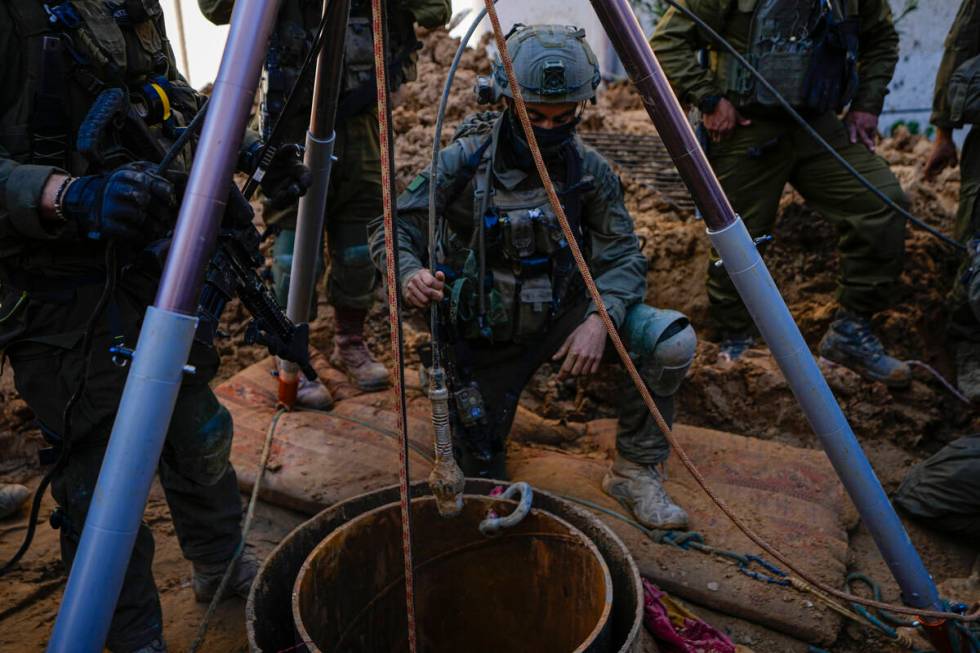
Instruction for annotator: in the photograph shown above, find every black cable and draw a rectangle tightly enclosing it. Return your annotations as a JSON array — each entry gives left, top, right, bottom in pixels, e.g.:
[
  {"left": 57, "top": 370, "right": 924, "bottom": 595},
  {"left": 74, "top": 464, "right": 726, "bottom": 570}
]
[
  {"left": 658, "top": 0, "right": 967, "bottom": 254},
  {"left": 1, "top": 242, "right": 119, "bottom": 576},
  {"left": 156, "top": 97, "right": 210, "bottom": 175}
]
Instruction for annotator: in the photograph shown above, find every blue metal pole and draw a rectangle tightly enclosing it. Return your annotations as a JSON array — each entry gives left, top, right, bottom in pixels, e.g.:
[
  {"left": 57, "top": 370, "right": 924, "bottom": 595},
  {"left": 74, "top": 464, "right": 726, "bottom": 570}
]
[
  {"left": 708, "top": 218, "right": 941, "bottom": 611},
  {"left": 588, "top": 0, "right": 947, "bottom": 629},
  {"left": 47, "top": 1, "right": 282, "bottom": 650}
]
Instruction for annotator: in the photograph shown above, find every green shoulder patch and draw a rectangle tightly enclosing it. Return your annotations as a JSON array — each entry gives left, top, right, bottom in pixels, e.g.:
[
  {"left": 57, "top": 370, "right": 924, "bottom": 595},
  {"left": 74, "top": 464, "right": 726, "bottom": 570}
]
[{"left": 406, "top": 174, "right": 427, "bottom": 193}]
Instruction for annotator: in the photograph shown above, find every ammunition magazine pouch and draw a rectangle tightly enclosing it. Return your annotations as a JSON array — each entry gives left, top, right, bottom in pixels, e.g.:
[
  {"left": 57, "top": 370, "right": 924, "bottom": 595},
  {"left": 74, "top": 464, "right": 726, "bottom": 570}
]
[
  {"left": 722, "top": 0, "right": 859, "bottom": 114},
  {"left": 441, "top": 123, "right": 586, "bottom": 344},
  {"left": 948, "top": 54, "right": 980, "bottom": 127}
]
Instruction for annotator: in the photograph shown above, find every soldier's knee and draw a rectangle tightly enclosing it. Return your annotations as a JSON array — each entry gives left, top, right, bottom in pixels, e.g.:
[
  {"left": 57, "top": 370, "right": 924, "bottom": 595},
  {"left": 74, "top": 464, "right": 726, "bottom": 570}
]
[
  {"left": 329, "top": 244, "right": 379, "bottom": 302},
  {"left": 335, "top": 244, "right": 373, "bottom": 268},
  {"left": 650, "top": 321, "right": 696, "bottom": 396},
  {"left": 624, "top": 305, "right": 697, "bottom": 396},
  {"left": 162, "top": 401, "right": 234, "bottom": 488}
]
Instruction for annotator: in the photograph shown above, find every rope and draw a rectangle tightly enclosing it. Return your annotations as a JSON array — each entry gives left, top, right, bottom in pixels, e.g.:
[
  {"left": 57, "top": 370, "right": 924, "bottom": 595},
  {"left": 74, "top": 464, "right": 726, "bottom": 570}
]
[
  {"left": 482, "top": 0, "right": 978, "bottom": 625},
  {"left": 188, "top": 407, "right": 286, "bottom": 653},
  {"left": 370, "top": 0, "right": 418, "bottom": 650},
  {"left": 558, "top": 494, "right": 926, "bottom": 643},
  {"left": 907, "top": 360, "right": 971, "bottom": 404},
  {"left": 560, "top": 494, "right": 941, "bottom": 649},
  {"left": 298, "top": 406, "right": 436, "bottom": 462}
]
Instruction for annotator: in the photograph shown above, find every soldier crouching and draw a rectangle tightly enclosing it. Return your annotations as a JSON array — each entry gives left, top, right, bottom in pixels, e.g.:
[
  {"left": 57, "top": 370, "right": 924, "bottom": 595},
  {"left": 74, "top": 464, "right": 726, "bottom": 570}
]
[{"left": 370, "top": 24, "right": 696, "bottom": 531}]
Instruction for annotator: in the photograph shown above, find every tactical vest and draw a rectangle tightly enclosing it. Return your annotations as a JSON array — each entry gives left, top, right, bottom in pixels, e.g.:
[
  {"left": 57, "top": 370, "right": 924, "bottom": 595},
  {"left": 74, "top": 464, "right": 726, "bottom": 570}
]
[
  {"left": 443, "top": 118, "right": 586, "bottom": 343},
  {"left": 0, "top": 0, "right": 198, "bottom": 176},
  {"left": 721, "top": 0, "right": 859, "bottom": 114}
]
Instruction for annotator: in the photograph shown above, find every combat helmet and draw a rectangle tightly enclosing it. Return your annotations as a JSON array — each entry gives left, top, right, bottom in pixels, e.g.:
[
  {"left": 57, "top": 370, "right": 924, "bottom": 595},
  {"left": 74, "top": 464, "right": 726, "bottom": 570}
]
[{"left": 492, "top": 24, "right": 601, "bottom": 104}]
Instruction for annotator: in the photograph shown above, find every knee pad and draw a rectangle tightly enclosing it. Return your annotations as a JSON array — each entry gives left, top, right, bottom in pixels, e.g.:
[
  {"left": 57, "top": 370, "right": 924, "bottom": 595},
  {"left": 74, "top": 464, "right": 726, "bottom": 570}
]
[
  {"left": 623, "top": 304, "right": 697, "bottom": 396},
  {"left": 161, "top": 402, "right": 234, "bottom": 488},
  {"left": 328, "top": 244, "right": 379, "bottom": 306},
  {"left": 272, "top": 229, "right": 296, "bottom": 276},
  {"left": 650, "top": 322, "right": 697, "bottom": 396},
  {"left": 335, "top": 244, "right": 373, "bottom": 267}
]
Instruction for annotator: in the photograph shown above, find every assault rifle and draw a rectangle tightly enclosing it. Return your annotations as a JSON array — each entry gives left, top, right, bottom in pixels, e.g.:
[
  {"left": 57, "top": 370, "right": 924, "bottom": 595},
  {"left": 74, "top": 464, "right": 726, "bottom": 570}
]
[
  {"left": 78, "top": 87, "right": 316, "bottom": 380},
  {"left": 195, "top": 187, "right": 317, "bottom": 381}
]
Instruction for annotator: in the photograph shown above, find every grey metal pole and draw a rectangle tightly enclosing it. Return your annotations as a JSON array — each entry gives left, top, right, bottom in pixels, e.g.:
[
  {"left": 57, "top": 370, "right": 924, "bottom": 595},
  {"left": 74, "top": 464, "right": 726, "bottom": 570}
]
[
  {"left": 172, "top": 0, "right": 192, "bottom": 82},
  {"left": 47, "top": 1, "right": 282, "bottom": 650},
  {"left": 588, "top": 0, "right": 945, "bottom": 620},
  {"left": 279, "top": 0, "right": 351, "bottom": 406}
]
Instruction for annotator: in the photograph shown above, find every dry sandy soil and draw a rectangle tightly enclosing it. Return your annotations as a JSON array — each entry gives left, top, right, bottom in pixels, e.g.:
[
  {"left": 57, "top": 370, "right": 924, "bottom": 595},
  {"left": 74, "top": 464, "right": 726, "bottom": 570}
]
[{"left": 1, "top": 25, "right": 978, "bottom": 653}]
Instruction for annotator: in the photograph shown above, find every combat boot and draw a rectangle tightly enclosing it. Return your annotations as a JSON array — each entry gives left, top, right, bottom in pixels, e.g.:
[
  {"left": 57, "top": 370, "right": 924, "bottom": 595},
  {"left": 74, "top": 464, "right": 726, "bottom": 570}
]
[
  {"left": 0, "top": 484, "right": 30, "bottom": 520},
  {"left": 818, "top": 309, "right": 910, "bottom": 388},
  {"left": 718, "top": 332, "right": 754, "bottom": 364},
  {"left": 296, "top": 375, "right": 334, "bottom": 410},
  {"left": 330, "top": 307, "right": 390, "bottom": 391},
  {"left": 192, "top": 547, "right": 259, "bottom": 603},
  {"left": 954, "top": 341, "right": 980, "bottom": 402},
  {"left": 602, "top": 455, "right": 689, "bottom": 530}
]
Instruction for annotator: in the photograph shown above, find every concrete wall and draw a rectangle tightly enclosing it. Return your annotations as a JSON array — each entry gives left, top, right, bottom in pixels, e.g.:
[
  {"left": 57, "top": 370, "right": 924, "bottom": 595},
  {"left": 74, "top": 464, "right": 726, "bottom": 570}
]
[{"left": 885, "top": 0, "right": 960, "bottom": 134}]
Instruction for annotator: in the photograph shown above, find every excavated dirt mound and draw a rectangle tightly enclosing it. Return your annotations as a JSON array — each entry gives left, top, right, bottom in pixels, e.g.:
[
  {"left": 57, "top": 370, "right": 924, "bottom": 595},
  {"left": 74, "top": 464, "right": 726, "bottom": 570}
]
[{"left": 2, "top": 25, "right": 978, "bottom": 653}]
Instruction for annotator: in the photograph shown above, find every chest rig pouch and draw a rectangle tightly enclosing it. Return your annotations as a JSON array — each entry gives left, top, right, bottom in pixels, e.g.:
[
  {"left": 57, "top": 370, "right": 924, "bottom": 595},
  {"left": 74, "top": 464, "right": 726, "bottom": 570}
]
[
  {"left": 731, "top": 0, "right": 858, "bottom": 113},
  {"left": 4, "top": 0, "right": 194, "bottom": 174},
  {"left": 463, "top": 155, "right": 578, "bottom": 343},
  {"left": 343, "top": 15, "right": 376, "bottom": 95},
  {"left": 948, "top": 55, "right": 980, "bottom": 127}
]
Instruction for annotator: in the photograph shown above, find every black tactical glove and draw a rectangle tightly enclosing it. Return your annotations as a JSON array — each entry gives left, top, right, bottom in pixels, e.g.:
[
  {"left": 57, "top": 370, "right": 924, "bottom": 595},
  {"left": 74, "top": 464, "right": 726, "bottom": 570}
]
[
  {"left": 61, "top": 161, "right": 175, "bottom": 242},
  {"left": 240, "top": 141, "right": 312, "bottom": 210}
]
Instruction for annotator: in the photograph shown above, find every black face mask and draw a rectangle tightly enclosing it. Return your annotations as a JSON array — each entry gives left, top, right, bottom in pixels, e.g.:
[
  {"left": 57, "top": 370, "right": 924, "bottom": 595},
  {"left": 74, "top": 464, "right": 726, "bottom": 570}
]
[
  {"left": 531, "top": 119, "right": 579, "bottom": 149},
  {"left": 505, "top": 109, "right": 579, "bottom": 169}
]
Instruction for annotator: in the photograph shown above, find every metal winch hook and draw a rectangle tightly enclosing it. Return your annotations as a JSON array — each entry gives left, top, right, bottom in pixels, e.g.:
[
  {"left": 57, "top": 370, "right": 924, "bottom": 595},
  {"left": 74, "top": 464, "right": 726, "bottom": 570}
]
[{"left": 479, "top": 482, "right": 534, "bottom": 536}]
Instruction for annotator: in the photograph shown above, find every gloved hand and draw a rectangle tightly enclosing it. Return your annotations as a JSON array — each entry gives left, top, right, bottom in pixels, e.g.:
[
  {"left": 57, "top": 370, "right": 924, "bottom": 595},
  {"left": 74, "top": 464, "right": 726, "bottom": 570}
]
[
  {"left": 241, "top": 141, "right": 312, "bottom": 210},
  {"left": 61, "top": 161, "right": 175, "bottom": 242}
]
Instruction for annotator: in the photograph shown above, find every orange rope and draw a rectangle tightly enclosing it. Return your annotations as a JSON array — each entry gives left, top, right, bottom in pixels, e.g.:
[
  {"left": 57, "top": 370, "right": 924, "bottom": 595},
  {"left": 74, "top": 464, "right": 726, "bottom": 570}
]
[
  {"left": 371, "top": 0, "right": 418, "bottom": 650},
  {"left": 482, "top": 0, "right": 978, "bottom": 625}
]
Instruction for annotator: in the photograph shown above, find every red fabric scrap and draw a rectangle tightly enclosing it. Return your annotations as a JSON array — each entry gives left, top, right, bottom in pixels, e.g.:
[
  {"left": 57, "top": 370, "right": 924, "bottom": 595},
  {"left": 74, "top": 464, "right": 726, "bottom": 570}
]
[{"left": 643, "top": 578, "right": 736, "bottom": 653}]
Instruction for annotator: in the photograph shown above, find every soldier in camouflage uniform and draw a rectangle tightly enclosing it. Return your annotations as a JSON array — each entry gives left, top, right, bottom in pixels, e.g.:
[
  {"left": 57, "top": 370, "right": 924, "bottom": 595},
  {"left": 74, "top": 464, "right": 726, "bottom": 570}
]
[
  {"left": 924, "top": 0, "right": 980, "bottom": 400},
  {"left": 200, "top": 0, "right": 451, "bottom": 408},
  {"left": 652, "top": 0, "right": 911, "bottom": 388},
  {"left": 0, "top": 2, "right": 308, "bottom": 650},
  {"left": 370, "top": 25, "right": 697, "bottom": 530}
]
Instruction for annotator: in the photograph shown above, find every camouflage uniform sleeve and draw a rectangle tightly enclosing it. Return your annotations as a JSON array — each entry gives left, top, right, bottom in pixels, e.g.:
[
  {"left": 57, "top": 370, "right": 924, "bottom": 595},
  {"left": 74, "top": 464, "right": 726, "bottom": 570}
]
[
  {"left": 649, "top": 0, "right": 731, "bottom": 107},
  {"left": 368, "top": 139, "right": 473, "bottom": 291},
  {"left": 198, "top": 0, "right": 233, "bottom": 25},
  {"left": 0, "top": 16, "right": 70, "bottom": 242},
  {"left": 931, "top": 0, "right": 980, "bottom": 129},
  {"left": 0, "top": 150, "right": 67, "bottom": 241},
  {"left": 850, "top": 0, "right": 900, "bottom": 115},
  {"left": 399, "top": 0, "right": 452, "bottom": 28},
  {"left": 581, "top": 151, "right": 647, "bottom": 329}
]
